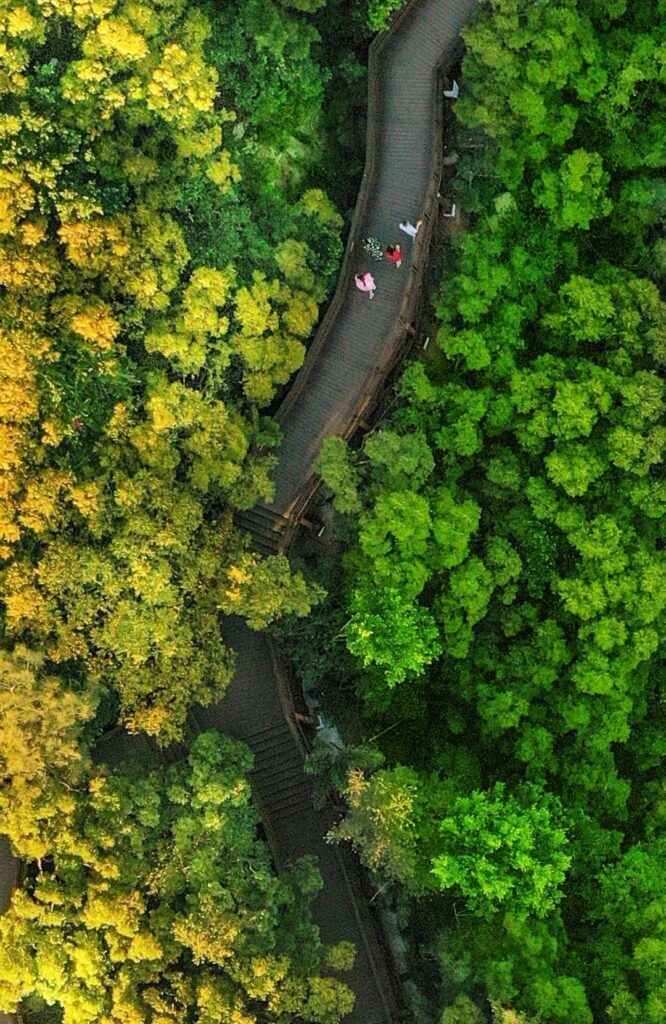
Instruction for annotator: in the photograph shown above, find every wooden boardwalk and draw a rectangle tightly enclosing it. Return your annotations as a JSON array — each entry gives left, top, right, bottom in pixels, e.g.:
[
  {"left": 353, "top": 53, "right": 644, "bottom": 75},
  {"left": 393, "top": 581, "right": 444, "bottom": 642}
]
[
  {"left": 0, "top": 2, "right": 478, "bottom": 1022},
  {"left": 269, "top": 0, "right": 479, "bottom": 521},
  {"left": 212, "top": 3, "right": 479, "bottom": 1021}
]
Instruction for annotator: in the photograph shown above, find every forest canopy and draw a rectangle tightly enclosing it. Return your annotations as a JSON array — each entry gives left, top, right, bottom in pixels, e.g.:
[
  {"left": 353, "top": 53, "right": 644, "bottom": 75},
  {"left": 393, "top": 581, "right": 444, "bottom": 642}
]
[
  {"left": 0, "top": 1, "right": 383, "bottom": 1020},
  {"left": 0, "top": 728, "right": 355, "bottom": 1024},
  {"left": 310, "top": 0, "right": 666, "bottom": 1022},
  {"left": 0, "top": 0, "right": 360, "bottom": 741}
]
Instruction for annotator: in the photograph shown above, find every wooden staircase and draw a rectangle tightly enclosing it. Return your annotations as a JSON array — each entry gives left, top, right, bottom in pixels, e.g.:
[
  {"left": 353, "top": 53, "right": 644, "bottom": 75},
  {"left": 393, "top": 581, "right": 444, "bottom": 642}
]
[
  {"left": 235, "top": 505, "right": 292, "bottom": 555},
  {"left": 245, "top": 723, "right": 314, "bottom": 823}
]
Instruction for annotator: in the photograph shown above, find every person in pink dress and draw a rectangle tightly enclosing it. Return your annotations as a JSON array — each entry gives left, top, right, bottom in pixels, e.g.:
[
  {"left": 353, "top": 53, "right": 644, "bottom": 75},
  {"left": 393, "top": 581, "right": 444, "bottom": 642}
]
[{"left": 355, "top": 271, "right": 376, "bottom": 299}]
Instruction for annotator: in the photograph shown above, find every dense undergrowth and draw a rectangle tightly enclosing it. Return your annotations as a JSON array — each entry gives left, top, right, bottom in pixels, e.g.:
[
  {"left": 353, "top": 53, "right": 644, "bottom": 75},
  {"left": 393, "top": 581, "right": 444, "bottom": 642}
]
[{"left": 299, "top": 1, "right": 666, "bottom": 1022}]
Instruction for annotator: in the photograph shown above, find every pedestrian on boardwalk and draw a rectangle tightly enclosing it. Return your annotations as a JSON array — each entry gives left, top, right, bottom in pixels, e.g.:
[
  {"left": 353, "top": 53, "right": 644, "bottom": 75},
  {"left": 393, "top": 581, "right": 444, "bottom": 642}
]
[
  {"left": 399, "top": 218, "right": 423, "bottom": 239},
  {"left": 385, "top": 243, "right": 403, "bottom": 268},
  {"left": 363, "top": 236, "right": 384, "bottom": 261},
  {"left": 355, "top": 272, "right": 376, "bottom": 299}
]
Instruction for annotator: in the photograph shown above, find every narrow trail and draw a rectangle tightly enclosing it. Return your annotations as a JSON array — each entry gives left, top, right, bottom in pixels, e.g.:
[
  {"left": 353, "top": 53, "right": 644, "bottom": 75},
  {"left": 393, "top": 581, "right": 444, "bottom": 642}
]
[{"left": 0, "top": 2, "right": 478, "bottom": 1021}]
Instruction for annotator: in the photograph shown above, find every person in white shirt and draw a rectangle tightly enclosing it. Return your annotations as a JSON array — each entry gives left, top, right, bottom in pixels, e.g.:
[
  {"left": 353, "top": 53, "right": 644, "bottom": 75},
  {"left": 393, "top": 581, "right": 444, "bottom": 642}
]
[{"left": 399, "top": 218, "right": 423, "bottom": 238}]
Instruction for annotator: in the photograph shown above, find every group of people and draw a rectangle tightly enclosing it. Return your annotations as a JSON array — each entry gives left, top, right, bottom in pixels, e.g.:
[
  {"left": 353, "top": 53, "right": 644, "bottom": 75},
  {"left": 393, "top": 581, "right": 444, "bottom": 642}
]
[{"left": 354, "top": 219, "right": 423, "bottom": 299}]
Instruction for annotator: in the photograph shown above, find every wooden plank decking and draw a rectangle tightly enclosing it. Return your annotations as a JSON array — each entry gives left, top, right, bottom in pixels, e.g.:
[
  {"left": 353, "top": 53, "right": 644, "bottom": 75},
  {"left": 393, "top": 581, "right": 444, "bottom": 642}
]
[
  {"left": 270, "top": 0, "right": 479, "bottom": 520},
  {"left": 0, "top": 3, "right": 479, "bottom": 1022}
]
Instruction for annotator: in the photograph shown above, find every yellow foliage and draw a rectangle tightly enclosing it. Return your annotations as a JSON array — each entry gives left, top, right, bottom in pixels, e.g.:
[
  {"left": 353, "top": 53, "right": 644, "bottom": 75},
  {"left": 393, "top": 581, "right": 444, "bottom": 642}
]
[
  {"left": 274, "top": 238, "right": 315, "bottom": 290},
  {"left": 234, "top": 273, "right": 279, "bottom": 336},
  {"left": 104, "top": 401, "right": 132, "bottom": 442},
  {"left": 146, "top": 378, "right": 192, "bottom": 432},
  {"left": 179, "top": 6, "right": 212, "bottom": 51},
  {"left": 206, "top": 151, "right": 241, "bottom": 192},
  {"left": 2, "top": 565, "right": 52, "bottom": 634},
  {"left": 0, "top": 112, "right": 22, "bottom": 139},
  {"left": 0, "top": 370, "right": 38, "bottom": 421},
  {"left": 85, "top": 17, "right": 149, "bottom": 63},
  {"left": 175, "top": 123, "right": 222, "bottom": 159},
  {"left": 52, "top": 186, "right": 105, "bottom": 223},
  {"left": 299, "top": 188, "right": 344, "bottom": 228},
  {"left": 282, "top": 291, "right": 319, "bottom": 338},
  {"left": 0, "top": 39, "right": 29, "bottom": 95},
  {"left": 0, "top": 423, "right": 24, "bottom": 470},
  {"left": 183, "top": 265, "right": 234, "bottom": 334},
  {"left": 0, "top": 241, "right": 59, "bottom": 292},
  {"left": 235, "top": 332, "right": 305, "bottom": 405},
  {"left": 123, "top": 151, "right": 158, "bottom": 183},
  {"left": 18, "top": 470, "right": 71, "bottom": 534},
  {"left": 145, "top": 324, "right": 206, "bottom": 372},
  {"left": 123, "top": 207, "right": 190, "bottom": 308},
  {"left": 147, "top": 43, "right": 217, "bottom": 129},
  {"left": 41, "top": 418, "right": 66, "bottom": 447},
  {"left": 58, "top": 217, "right": 132, "bottom": 273},
  {"left": 0, "top": 167, "right": 35, "bottom": 234},
  {"left": 53, "top": 294, "right": 121, "bottom": 349},
  {"left": 70, "top": 304, "right": 120, "bottom": 349},
  {"left": 70, "top": 481, "right": 101, "bottom": 520},
  {"left": 5, "top": 7, "right": 40, "bottom": 38},
  {"left": 20, "top": 217, "right": 47, "bottom": 246},
  {"left": 34, "top": 0, "right": 117, "bottom": 30},
  {"left": 127, "top": 929, "right": 164, "bottom": 962}
]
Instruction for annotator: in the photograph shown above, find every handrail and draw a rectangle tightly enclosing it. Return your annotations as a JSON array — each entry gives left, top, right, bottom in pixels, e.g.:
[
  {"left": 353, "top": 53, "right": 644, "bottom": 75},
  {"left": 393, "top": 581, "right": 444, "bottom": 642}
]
[{"left": 266, "top": 637, "right": 411, "bottom": 1018}]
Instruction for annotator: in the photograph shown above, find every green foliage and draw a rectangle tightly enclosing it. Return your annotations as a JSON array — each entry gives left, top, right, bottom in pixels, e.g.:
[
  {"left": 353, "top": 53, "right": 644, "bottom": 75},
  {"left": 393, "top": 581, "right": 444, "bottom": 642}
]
[
  {"left": 0, "top": 732, "right": 354, "bottom": 1024},
  {"left": 365, "top": 0, "right": 407, "bottom": 32},
  {"left": 432, "top": 784, "right": 570, "bottom": 919},
  {"left": 318, "top": 0, "right": 666, "bottom": 1021},
  {"left": 305, "top": 737, "right": 384, "bottom": 809},
  {"left": 533, "top": 149, "right": 612, "bottom": 229},
  {"left": 220, "top": 553, "right": 325, "bottom": 629},
  {"left": 317, "top": 437, "right": 362, "bottom": 514},
  {"left": 328, "top": 765, "right": 423, "bottom": 887},
  {"left": 441, "top": 995, "right": 485, "bottom": 1024},
  {"left": 346, "top": 584, "right": 442, "bottom": 686}
]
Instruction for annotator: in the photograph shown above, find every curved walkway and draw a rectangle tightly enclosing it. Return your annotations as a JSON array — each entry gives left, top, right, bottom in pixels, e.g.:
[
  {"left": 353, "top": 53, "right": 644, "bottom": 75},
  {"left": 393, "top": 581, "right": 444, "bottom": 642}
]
[
  {"left": 0, "top": 2, "right": 478, "bottom": 1022},
  {"left": 207, "top": 2, "right": 479, "bottom": 1021},
  {"left": 271, "top": 0, "right": 478, "bottom": 520}
]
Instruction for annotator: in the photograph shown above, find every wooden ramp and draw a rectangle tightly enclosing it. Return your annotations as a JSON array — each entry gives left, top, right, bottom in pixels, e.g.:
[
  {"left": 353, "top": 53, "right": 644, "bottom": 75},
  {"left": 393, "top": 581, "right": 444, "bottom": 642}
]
[{"left": 271, "top": 0, "right": 479, "bottom": 521}]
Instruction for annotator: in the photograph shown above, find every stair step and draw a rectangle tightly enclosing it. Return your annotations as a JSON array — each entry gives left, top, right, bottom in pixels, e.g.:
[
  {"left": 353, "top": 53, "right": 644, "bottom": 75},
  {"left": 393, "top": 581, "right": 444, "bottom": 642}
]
[
  {"left": 253, "top": 762, "right": 306, "bottom": 792},
  {"left": 241, "top": 722, "right": 287, "bottom": 743},
  {"left": 270, "top": 792, "right": 314, "bottom": 818},
  {"left": 253, "top": 768, "right": 311, "bottom": 803},
  {"left": 246, "top": 732, "right": 296, "bottom": 757},
  {"left": 251, "top": 754, "right": 303, "bottom": 782},
  {"left": 278, "top": 797, "right": 317, "bottom": 820}
]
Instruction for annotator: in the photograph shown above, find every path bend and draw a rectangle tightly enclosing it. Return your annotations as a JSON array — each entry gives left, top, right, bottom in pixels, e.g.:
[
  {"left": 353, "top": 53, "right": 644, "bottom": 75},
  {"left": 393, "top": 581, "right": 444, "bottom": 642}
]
[{"left": 0, "top": 2, "right": 478, "bottom": 1022}]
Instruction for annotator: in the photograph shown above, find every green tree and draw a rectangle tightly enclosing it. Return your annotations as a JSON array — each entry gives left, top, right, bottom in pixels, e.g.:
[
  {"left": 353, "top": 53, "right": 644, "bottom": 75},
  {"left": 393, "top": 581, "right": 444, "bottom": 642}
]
[
  {"left": 432, "top": 784, "right": 571, "bottom": 919},
  {"left": 0, "top": 732, "right": 354, "bottom": 1024}
]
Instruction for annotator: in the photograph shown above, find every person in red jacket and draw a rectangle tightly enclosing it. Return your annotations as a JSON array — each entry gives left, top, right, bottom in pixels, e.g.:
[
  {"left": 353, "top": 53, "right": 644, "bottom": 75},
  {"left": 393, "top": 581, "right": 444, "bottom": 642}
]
[{"left": 385, "top": 243, "right": 403, "bottom": 268}]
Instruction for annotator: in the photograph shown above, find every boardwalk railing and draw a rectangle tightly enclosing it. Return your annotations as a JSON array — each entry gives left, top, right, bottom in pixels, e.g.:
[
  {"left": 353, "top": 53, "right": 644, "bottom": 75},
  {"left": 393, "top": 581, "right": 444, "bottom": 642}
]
[
  {"left": 267, "top": 640, "right": 411, "bottom": 1019},
  {"left": 274, "top": 1, "right": 419, "bottom": 434}
]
